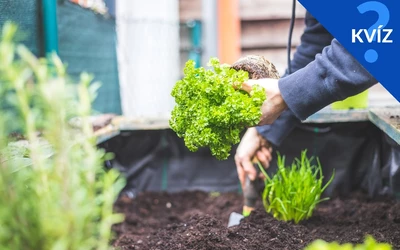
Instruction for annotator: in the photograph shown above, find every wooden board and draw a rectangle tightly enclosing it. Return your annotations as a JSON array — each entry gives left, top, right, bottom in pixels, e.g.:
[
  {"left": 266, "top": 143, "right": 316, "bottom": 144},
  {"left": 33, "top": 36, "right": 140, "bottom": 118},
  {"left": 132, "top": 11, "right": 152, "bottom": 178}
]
[
  {"left": 241, "top": 18, "right": 305, "bottom": 49},
  {"left": 368, "top": 107, "right": 400, "bottom": 145},
  {"left": 179, "top": 0, "right": 202, "bottom": 21},
  {"left": 96, "top": 129, "right": 120, "bottom": 144},
  {"left": 179, "top": 0, "right": 307, "bottom": 21},
  {"left": 92, "top": 114, "right": 121, "bottom": 144},
  {"left": 304, "top": 107, "right": 370, "bottom": 123},
  {"left": 240, "top": 0, "right": 306, "bottom": 20},
  {"left": 94, "top": 106, "right": 400, "bottom": 146},
  {"left": 95, "top": 117, "right": 170, "bottom": 144},
  {"left": 112, "top": 117, "right": 170, "bottom": 131}
]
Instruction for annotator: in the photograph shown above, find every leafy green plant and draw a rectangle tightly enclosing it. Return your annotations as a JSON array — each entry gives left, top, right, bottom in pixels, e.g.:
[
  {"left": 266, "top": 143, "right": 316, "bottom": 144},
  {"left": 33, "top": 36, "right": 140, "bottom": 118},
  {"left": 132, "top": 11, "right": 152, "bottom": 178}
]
[
  {"left": 304, "top": 235, "right": 392, "bottom": 250},
  {"left": 0, "top": 22, "right": 124, "bottom": 250},
  {"left": 258, "top": 150, "right": 334, "bottom": 224},
  {"left": 169, "top": 58, "right": 266, "bottom": 160}
]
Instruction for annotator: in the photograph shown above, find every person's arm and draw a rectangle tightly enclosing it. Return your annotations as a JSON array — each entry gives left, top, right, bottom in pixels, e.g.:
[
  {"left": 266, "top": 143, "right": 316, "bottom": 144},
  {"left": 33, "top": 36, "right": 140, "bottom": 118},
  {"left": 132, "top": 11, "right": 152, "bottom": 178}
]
[
  {"left": 235, "top": 12, "right": 335, "bottom": 183},
  {"left": 255, "top": 109, "right": 298, "bottom": 146},
  {"left": 279, "top": 38, "right": 377, "bottom": 121},
  {"left": 245, "top": 39, "right": 378, "bottom": 125},
  {"left": 256, "top": 11, "right": 334, "bottom": 146}
]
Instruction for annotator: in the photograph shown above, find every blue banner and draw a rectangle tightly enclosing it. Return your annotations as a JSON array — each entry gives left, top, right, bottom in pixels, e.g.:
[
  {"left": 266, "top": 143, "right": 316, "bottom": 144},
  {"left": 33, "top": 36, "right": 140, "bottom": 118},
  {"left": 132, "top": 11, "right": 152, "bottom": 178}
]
[{"left": 298, "top": 0, "right": 400, "bottom": 101}]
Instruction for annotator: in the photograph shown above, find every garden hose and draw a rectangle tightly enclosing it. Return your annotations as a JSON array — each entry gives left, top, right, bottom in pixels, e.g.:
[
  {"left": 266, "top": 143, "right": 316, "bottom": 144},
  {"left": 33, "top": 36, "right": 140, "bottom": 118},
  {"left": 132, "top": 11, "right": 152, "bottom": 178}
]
[{"left": 287, "top": 0, "right": 296, "bottom": 74}]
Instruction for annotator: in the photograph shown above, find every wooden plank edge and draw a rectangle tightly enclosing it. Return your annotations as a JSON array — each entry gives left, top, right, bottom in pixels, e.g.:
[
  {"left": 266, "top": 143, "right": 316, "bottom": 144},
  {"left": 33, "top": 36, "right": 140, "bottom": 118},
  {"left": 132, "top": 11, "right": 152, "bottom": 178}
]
[
  {"left": 96, "top": 130, "right": 120, "bottom": 145},
  {"left": 95, "top": 124, "right": 121, "bottom": 145},
  {"left": 304, "top": 109, "right": 369, "bottom": 123},
  {"left": 94, "top": 116, "right": 171, "bottom": 144},
  {"left": 368, "top": 109, "right": 400, "bottom": 145}
]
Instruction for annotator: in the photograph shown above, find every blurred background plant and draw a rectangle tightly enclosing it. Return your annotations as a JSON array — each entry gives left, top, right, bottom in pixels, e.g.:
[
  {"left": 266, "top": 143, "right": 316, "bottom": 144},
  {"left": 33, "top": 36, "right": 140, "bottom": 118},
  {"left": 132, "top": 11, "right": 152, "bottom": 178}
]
[
  {"left": 304, "top": 235, "right": 392, "bottom": 250},
  {"left": 0, "top": 22, "right": 124, "bottom": 250}
]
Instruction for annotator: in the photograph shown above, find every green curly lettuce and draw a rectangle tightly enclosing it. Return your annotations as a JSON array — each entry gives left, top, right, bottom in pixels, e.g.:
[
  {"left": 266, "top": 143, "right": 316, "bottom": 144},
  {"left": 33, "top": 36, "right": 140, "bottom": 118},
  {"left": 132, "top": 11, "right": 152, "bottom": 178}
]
[{"left": 169, "top": 57, "right": 266, "bottom": 160}]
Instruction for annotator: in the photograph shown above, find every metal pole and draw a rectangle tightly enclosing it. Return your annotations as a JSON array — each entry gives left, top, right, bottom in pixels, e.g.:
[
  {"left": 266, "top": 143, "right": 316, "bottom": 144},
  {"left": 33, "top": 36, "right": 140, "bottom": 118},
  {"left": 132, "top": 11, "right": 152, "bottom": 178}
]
[
  {"left": 201, "top": 0, "right": 218, "bottom": 66},
  {"left": 42, "top": 0, "right": 58, "bottom": 55},
  {"left": 188, "top": 20, "right": 202, "bottom": 68}
]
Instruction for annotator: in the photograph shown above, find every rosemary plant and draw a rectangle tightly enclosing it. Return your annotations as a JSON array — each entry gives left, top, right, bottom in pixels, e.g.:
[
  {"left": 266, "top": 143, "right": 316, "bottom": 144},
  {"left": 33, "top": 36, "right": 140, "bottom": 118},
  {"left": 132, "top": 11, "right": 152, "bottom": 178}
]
[{"left": 0, "top": 23, "right": 124, "bottom": 250}]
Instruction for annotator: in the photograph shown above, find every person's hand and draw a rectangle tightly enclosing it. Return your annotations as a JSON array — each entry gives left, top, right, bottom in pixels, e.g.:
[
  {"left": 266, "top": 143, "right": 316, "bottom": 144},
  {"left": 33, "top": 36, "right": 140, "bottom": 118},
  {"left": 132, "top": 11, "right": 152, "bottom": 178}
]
[
  {"left": 241, "top": 78, "right": 288, "bottom": 125},
  {"left": 234, "top": 127, "right": 272, "bottom": 191}
]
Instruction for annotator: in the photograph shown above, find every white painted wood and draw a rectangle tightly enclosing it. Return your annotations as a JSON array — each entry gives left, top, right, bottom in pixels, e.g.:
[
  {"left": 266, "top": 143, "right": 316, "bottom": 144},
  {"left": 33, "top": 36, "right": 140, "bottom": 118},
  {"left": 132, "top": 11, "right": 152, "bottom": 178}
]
[{"left": 116, "top": 0, "right": 180, "bottom": 119}]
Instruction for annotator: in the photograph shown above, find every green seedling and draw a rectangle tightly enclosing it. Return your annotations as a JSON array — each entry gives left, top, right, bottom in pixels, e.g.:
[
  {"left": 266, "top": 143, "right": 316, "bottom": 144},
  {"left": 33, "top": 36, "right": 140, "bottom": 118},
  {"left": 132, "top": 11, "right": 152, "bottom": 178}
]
[
  {"left": 304, "top": 235, "right": 392, "bottom": 250},
  {"left": 209, "top": 191, "right": 221, "bottom": 198},
  {"left": 169, "top": 58, "right": 266, "bottom": 160},
  {"left": 0, "top": 22, "right": 124, "bottom": 250},
  {"left": 258, "top": 150, "right": 334, "bottom": 224}
]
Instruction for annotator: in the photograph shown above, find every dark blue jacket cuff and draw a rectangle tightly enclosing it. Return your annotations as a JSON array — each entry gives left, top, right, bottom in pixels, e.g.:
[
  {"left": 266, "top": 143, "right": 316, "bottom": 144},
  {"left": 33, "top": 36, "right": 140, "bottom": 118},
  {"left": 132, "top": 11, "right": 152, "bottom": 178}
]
[{"left": 256, "top": 109, "right": 300, "bottom": 146}]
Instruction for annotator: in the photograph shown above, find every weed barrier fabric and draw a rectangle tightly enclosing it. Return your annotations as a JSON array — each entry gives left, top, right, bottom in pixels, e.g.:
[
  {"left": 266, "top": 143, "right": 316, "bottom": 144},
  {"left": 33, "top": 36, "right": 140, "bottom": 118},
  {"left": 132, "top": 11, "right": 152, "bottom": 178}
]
[
  {"left": 101, "top": 130, "right": 241, "bottom": 196},
  {"left": 267, "top": 122, "right": 398, "bottom": 198},
  {"left": 100, "top": 122, "right": 400, "bottom": 198},
  {"left": 381, "top": 134, "right": 400, "bottom": 199},
  {"left": 57, "top": 0, "right": 122, "bottom": 114},
  {"left": 0, "top": 0, "right": 41, "bottom": 56}
]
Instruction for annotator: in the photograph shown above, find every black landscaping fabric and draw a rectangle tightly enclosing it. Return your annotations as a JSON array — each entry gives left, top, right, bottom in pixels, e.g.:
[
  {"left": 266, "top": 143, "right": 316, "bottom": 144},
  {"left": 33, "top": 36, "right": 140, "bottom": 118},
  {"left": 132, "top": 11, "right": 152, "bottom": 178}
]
[{"left": 100, "top": 122, "right": 400, "bottom": 199}]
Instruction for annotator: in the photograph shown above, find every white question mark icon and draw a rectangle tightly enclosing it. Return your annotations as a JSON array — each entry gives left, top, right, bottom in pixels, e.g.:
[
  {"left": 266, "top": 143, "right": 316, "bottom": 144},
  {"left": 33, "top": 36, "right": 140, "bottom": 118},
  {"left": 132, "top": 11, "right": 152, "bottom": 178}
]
[{"left": 357, "top": 1, "right": 390, "bottom": 63}]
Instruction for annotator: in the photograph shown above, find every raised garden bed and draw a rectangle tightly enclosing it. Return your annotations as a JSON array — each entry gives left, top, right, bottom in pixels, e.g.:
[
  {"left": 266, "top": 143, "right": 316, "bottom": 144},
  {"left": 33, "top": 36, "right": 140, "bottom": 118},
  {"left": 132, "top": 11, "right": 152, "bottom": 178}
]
[{"left": 112, "top": 191, "right": 400, "bottom": 250}]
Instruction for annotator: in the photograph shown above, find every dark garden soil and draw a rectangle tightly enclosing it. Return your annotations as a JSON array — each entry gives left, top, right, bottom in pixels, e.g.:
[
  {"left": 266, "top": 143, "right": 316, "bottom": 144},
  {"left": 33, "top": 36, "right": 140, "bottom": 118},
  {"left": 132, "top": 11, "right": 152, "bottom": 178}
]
[{"left": 112, "top": 191, "right": 400, "bottom": 250}]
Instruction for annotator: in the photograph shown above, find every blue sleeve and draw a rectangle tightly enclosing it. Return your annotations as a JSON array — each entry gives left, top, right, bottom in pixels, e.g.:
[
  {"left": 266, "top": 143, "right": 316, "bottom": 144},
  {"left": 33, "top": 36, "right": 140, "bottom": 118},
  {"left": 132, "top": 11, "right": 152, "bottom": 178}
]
[
  {"left": 283, "top": 12, "right": 335, "bottom": 74},
  {"left": 279, "top": 39, "right": 377, "bottom": 121},
  {"left": 256, "top": 109, "right": 300, "bottom": 146},
  {"left": 256, "top": 12, "right": 334, "bottom": 146}
]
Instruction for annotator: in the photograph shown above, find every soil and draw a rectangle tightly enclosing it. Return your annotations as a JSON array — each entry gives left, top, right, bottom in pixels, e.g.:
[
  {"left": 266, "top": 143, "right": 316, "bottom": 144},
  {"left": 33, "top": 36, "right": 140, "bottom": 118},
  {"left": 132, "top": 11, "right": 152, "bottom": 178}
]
[
  {"left": 232, "top": 55, "right": 280, "bottom": 80},
  {"left": 112, "top": 191, "right": 400, "bottom": 250}
]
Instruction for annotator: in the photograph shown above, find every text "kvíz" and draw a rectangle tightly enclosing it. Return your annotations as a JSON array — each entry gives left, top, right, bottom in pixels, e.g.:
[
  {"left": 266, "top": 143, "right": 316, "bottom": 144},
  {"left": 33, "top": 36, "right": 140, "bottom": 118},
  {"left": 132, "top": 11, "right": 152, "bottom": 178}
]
[{"left": 352, "top": 25, "right": 393, "bottom": 43}]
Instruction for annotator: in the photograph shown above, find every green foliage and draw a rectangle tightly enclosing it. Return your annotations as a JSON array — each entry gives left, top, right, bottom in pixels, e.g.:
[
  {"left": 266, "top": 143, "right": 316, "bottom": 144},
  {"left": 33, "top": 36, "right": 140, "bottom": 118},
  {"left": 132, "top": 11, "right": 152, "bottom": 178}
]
[
  {"left": 169, "top": 58, "right": 266, "bottom": 160},
  {"left": 304, "top": 235, "right": 392, "bottom": 250},
  {"left": 0, "top": 22, "right": 124, "bottom": 250},
  {"left": 258, "top": 150, "right": 334, "bottom": 224}
]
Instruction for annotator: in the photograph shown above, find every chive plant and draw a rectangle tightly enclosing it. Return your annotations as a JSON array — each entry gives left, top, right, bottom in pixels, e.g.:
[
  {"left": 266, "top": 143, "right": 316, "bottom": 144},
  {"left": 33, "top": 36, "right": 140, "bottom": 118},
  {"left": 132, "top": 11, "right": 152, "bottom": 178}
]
[
  {"left": 258, "top": 150, "right": 334, "bottom": 224},
  {"left": 0, "top": 23, "right": 124, "bottom": 250},
  {"left": 304, "top": 235, "right": 392, "bottom": 250}
]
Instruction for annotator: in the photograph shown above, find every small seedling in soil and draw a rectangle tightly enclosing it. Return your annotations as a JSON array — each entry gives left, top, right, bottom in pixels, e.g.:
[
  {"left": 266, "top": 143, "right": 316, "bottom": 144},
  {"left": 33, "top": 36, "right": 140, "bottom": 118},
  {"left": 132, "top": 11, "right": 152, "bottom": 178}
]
[
  {"left": 304, "top": 235, "right": 392, "bottom": 250},
  {"left": 170, "top": 56, "right": 279, "bottom": 160},
  {"left": 0, "top": 23, "right": 124, "bottom": 250},
  {"left": 209, "top": 191, "right": 221, "bottom": 198},
  {"left": 258, "top": 150, "right": 334, "bottom": 224}
]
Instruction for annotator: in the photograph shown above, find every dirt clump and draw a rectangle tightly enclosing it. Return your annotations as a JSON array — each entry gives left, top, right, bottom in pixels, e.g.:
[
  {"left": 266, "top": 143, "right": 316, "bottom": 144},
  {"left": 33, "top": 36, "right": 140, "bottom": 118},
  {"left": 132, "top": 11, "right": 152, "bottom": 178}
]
[{"left": 232, "top": 55, "right": 280, "bottom": 80}]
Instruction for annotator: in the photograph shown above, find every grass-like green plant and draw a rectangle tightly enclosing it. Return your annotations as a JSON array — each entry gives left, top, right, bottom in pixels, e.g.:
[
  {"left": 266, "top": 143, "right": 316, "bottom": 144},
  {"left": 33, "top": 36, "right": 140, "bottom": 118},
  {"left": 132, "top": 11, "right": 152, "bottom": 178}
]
[
  {"left": 169, "top": 58, "right": 266, "bottom": 160},
  {"left": 258, "top": 150, "right": 334, "bottom": 224},
  {"left": 304, "top": 235, "right": 392, "bottom": 250},
  {"left": 0, "top": 22, "right": 124, "bottom": 250}
]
